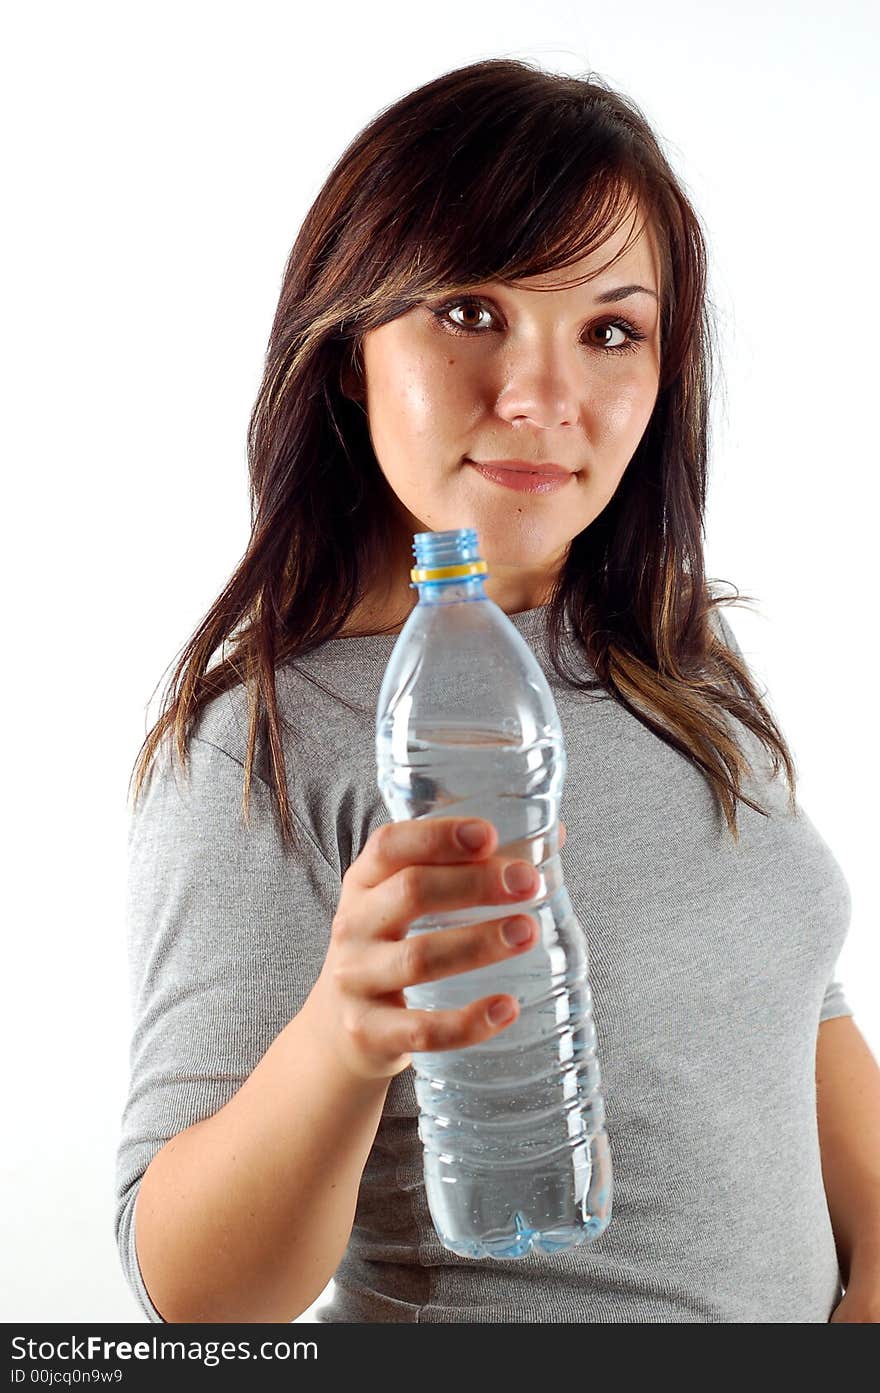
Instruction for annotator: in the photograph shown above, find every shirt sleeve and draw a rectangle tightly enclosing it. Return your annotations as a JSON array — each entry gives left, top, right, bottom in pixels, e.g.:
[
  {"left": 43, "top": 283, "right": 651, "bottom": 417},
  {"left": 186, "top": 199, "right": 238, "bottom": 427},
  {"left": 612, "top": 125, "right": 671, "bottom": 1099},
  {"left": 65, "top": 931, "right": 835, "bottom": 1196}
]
[
  {"left": 819, "top": 974, "right": 854, "bottom": 1022},
  {"left": 712, "top": 604, "right": 854, "bottom": 1025},
  {"left": 114, "top": 733, "right": 341, "bottom": 1322}
]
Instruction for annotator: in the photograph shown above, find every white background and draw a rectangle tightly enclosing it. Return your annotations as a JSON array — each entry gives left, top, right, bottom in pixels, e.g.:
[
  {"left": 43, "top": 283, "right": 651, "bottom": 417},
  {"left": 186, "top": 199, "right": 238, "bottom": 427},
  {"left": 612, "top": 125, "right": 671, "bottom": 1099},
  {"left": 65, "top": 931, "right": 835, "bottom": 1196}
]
[{"left": 2, "top": 0, "right": 877, "bottom": 1323}]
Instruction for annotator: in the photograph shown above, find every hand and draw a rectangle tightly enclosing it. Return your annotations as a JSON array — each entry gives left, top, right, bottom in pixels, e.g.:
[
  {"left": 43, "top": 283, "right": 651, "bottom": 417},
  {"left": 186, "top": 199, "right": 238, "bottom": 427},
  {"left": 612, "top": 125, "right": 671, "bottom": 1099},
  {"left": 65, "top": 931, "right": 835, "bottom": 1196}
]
[{"left": 305, "top": 817, "right": 567, "bottom": 1083}]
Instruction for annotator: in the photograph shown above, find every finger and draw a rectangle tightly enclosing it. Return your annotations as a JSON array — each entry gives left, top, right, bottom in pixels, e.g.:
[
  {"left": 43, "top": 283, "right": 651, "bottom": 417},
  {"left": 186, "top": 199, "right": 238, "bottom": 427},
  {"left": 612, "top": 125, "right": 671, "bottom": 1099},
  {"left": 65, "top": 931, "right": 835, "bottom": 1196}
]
[
  {"left": 367, "top": 851, "right": 539, "bottom": 942},
  {"left": 350, "top": 817, "right": 498, "bottom": 893},
  {"left": 366, "top": 992, "right": 521, "bottom": 1061},
  {"left": 335, "top": 910, "right": 538, "bottom": 997}
]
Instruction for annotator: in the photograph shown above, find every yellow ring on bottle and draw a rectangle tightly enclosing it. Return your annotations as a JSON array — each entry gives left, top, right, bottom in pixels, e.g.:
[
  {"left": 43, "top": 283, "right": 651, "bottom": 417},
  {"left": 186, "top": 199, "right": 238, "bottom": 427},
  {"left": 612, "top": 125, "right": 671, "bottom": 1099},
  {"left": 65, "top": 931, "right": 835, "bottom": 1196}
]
[{"left": 410, "top": 560, "right": 488, "bottom": 583}]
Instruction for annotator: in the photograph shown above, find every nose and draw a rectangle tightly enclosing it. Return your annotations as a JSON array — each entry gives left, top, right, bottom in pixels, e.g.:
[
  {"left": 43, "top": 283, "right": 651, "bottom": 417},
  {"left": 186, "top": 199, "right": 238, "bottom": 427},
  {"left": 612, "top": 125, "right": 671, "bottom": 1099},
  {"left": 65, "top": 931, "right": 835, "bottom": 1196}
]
[{"left": 492, "top": 340, "right": 585, "bottom": 429}]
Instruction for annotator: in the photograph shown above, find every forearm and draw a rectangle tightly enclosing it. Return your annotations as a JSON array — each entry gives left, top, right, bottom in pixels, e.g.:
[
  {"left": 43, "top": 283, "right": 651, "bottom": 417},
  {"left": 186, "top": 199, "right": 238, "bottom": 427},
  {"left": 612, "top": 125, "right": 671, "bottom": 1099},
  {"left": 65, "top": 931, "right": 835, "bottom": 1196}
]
[
  {"left": 816, "top": 1015, "right": 880, "bottom": 1289},
  {"left": 134, "top": 1000, "right": 391, "bottom": 1322}
]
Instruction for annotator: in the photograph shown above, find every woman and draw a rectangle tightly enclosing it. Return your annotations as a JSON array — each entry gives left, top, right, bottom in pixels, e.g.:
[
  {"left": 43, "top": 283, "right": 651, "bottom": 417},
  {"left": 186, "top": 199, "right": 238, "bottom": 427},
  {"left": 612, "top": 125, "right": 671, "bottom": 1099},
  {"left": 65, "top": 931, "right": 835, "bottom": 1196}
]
[{"left": 115, "top": 58, "right": 876, "bottom": 1323}]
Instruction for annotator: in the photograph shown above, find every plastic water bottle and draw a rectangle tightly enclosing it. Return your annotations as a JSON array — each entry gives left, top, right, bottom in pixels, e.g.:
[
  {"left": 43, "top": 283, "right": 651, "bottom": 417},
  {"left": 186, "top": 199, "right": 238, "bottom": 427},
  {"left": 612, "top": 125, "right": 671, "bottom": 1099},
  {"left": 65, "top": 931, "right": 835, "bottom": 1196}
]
[{"left": 375, "top": 527, "right": 612, "bottom": 1259}]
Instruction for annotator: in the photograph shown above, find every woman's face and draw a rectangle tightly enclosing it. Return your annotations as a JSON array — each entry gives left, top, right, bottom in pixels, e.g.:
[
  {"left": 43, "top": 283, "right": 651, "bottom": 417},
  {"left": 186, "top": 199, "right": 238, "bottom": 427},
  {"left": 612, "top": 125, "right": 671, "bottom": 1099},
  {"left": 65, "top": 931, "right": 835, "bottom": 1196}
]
[{"left": 350, "top": 211, "right": 662, "bottom": 618}]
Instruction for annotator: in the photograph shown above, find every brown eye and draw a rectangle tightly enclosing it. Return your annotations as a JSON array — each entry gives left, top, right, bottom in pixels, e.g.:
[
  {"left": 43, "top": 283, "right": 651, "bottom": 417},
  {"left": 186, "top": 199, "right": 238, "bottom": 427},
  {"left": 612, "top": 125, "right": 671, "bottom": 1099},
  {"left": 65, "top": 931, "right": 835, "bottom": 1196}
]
[
  {"left": 583, "top": 318, "right": 647, "bottom": 356},
  {"left": 456, "top": 305, "right": 486, "bottom": 328},
  {"left": 588, "top": 322, "right": 627, "bottom": 349},
  {"left": 430, "top": 298, "right": 647, "bottom": 355},
  {"left": 432, "top": 298, "right": 494, "bottom": 333}
]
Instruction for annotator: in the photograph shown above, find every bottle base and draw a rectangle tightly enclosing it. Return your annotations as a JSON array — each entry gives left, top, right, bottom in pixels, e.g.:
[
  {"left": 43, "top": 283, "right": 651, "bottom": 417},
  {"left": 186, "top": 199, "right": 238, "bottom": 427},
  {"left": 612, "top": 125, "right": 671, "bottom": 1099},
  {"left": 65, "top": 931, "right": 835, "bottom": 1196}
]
[
  {"left": 425, "top": 1130, "right": 613, "bottom": 1260},
  {"left": 435, "top": 1207, "right": 611, "bottom": 1260}
]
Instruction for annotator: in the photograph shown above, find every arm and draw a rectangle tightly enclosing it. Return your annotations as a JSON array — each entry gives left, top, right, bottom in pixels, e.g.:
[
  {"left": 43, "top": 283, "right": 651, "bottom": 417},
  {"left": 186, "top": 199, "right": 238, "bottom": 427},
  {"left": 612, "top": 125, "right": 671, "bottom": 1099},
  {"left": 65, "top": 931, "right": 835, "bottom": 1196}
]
[
  {"left": 816, "top": 1015, "right": 880, "bottom": 1291},
  {"left": 115, "top": 734, "right": 377, "bottom": 1322},
  {"left": 711, "top": 608, "right": 878, "bottom": 1305},
  {"left": 136, "top": 1000, "right": 390, "bottom": 1322}
]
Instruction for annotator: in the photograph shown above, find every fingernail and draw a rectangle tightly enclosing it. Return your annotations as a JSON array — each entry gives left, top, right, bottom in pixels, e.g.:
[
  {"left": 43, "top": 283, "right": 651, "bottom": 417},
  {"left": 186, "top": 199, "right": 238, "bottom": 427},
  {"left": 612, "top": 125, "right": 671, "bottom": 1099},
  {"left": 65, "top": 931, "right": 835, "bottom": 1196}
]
[
  {"left": 457, "top": 821, "right": 488, "bottom": 850},
  {"left": 487, "top": 998, "right": 515, "bottom": 1025},
  {"left": 502, "top": 916, "right": 533, "bottom": 946},
  {"left": 503, "top": 861, "right": 535, "bottom": 894}
]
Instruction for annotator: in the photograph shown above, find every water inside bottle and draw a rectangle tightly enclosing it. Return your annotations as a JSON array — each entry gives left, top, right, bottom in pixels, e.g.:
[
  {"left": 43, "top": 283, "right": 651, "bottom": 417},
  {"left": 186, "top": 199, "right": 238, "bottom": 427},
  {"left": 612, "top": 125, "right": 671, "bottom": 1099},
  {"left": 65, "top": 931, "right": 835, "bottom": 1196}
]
[{"left": 377, "top": 717, "right": 612, "bottom": 1257}]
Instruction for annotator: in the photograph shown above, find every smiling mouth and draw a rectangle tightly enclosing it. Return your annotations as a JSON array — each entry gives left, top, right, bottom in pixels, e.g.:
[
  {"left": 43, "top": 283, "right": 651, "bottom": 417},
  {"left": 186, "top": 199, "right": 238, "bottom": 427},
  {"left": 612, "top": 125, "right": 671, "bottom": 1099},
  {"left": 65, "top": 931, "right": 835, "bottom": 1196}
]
[
  {"left": 464, "top": 457, "right": 575, "bottom": 478},
  {"left": 464, "top": 459, "right": 574, "bottom": 494}
]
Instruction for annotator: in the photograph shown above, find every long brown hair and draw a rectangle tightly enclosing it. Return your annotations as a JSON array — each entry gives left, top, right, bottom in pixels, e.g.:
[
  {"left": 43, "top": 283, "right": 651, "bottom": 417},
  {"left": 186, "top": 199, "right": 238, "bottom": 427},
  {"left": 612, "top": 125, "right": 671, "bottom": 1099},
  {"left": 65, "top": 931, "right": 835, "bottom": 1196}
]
[{"left": 129, "top": 57, "right": 797, "bottom": 851}]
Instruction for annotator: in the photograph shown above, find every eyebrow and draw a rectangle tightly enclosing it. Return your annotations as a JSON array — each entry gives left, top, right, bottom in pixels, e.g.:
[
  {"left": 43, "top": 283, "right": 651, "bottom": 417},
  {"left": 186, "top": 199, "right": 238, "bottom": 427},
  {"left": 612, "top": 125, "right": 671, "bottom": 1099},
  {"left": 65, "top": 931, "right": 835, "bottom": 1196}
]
[
  {"left": 593, "top": 284, "right": 659, "bottom": 304},
  {"left": 434, "top": 280, "right": 661, "bottom": 309}
]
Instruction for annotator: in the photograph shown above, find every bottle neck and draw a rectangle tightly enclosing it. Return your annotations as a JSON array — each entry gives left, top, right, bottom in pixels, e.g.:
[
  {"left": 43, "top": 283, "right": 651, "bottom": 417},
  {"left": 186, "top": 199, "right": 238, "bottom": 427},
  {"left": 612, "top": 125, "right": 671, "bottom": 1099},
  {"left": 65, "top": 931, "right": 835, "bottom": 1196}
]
[
  {"left": 409, "top": 558, "right": 489, "bottom": 607},
  {"left": 411, "top": 576, "right": 489, "bottom": 607}
]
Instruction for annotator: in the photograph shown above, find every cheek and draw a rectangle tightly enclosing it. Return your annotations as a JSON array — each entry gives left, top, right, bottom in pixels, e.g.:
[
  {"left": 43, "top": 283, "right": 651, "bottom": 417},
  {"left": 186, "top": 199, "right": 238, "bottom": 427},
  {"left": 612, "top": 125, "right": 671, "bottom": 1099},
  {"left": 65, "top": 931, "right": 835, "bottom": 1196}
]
[
  {"left": 596, "top": 372, "right": 657, "bottom": 442},
  {"left": 380, "top": 358, "right": 467, "bottom": 440}
]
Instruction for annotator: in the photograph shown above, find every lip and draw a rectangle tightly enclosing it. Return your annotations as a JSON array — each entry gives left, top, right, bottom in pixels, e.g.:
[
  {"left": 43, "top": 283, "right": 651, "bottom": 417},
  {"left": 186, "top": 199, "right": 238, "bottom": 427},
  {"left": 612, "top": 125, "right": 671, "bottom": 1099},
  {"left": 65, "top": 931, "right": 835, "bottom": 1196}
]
[
  {"left": 467, "top": 458, "right": 573, "bottom": 478},
  {"left": 465, "top": 458, "right": 574, "bottom": 494}
]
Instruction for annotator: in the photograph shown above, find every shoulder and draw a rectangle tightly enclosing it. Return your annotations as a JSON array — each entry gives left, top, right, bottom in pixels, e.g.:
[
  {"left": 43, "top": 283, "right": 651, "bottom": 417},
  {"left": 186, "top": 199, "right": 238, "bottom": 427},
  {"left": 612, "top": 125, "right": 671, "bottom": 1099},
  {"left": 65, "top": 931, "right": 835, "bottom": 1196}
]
[
  {"left": 132, "top": 682, "right": 266, "bottom": 848},
  {"left": 187, "top": 679, "right": 254, "bottom": 770}
]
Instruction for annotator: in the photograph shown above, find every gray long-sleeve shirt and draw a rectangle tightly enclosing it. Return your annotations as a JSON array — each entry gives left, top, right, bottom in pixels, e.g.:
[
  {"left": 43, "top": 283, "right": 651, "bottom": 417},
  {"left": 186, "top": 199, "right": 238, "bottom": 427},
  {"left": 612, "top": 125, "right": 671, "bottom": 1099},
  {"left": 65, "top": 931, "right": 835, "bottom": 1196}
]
[{"left": 115, "top": 603, "right": 853, "bottom": 1323}]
